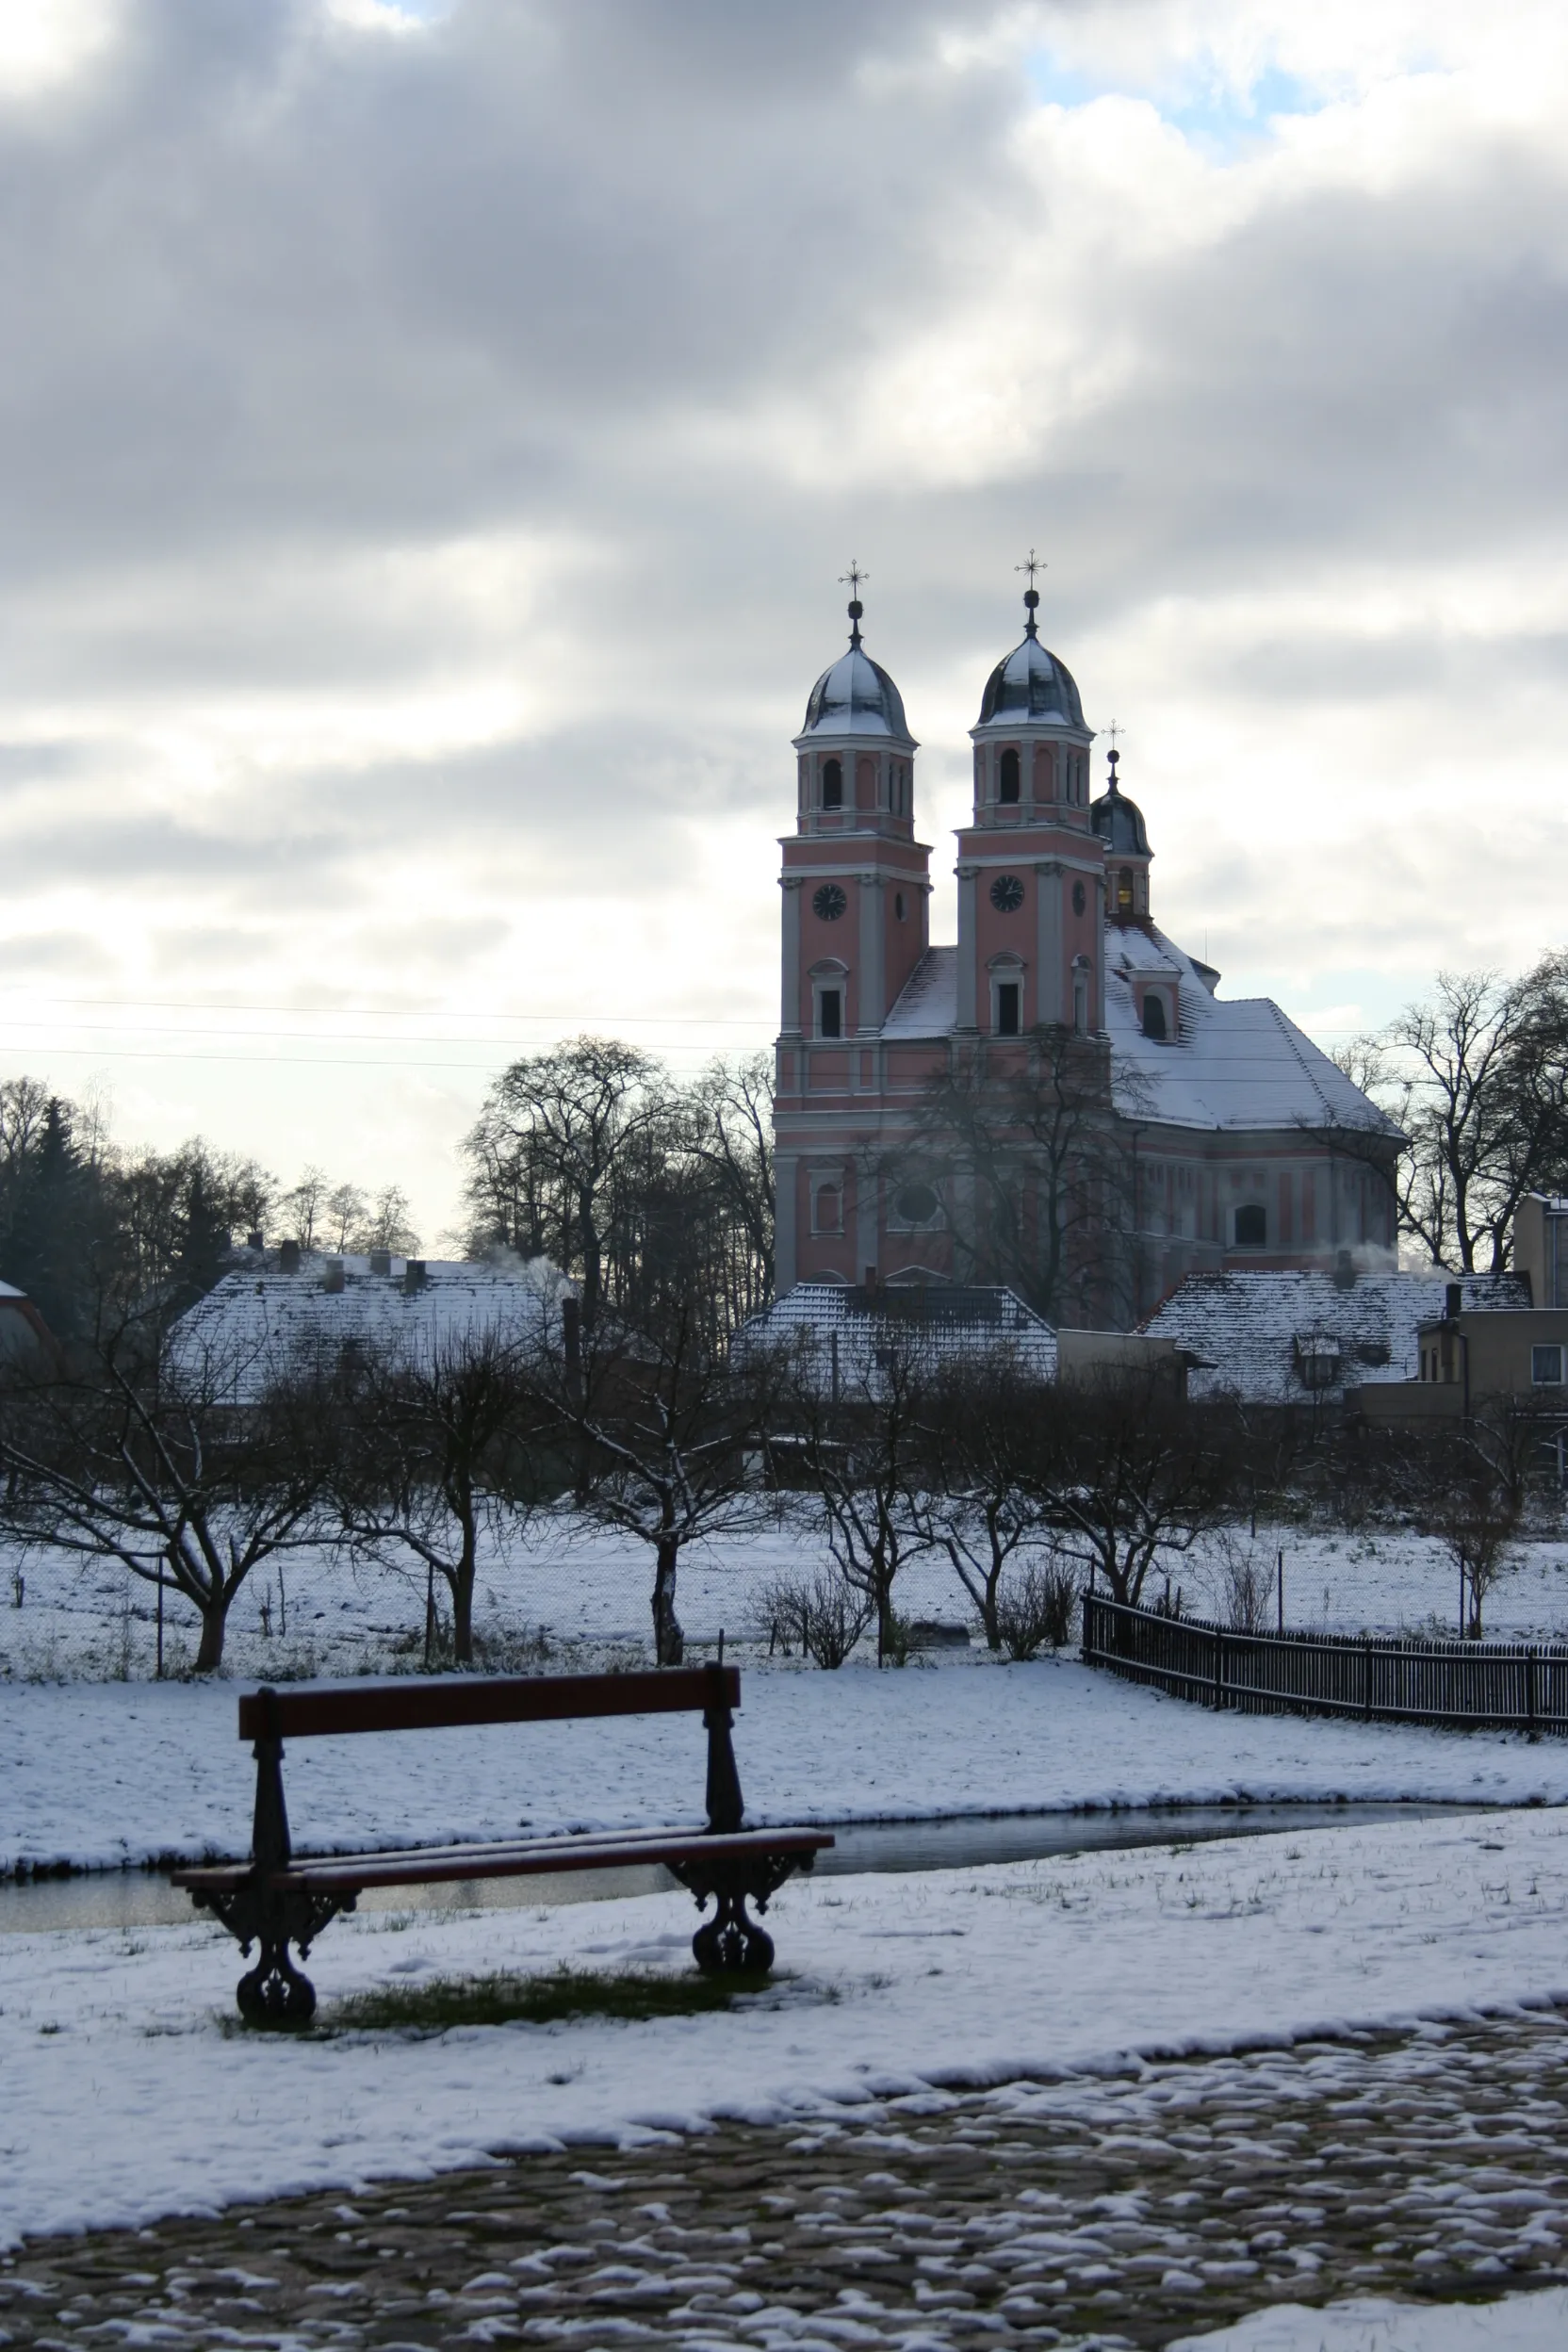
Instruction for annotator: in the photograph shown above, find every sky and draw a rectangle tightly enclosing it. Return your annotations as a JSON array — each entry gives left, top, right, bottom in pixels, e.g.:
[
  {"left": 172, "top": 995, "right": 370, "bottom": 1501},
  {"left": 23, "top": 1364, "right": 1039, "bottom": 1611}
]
[{"left": 1, "top": 0, "right": 1565, "bottom": 1246}]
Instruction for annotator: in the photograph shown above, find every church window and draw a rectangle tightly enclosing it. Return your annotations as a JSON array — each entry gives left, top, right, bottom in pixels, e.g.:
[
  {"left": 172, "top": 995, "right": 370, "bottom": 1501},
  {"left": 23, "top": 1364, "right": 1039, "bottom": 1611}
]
[
  {"left": 1117, "top": 868, "right": 1135, "bottom": 915},
  {"left": 1072, "top": 880, "right": 1086, "bottom": 916},
  {"left": 894, "top": 890, "right": 906, "bottom": 921},
  {"left": 822, "top": 758, "right": 842, "bottom": 809},
  {"left": 999, "top": 747, "right": 1021, "bottom": 804},
  {"left": 811, "top": 1178, "right": 843, "bottom": 1235},
  {"left": 819, "top": 988, "right": 842, "bottom": 1039},
  {"left": 1073, "top": 967, "right": 1089, "bottom": 1034},
  {"left": 1141, "top": 993, "right": 1167, "bottom": 1041},
  {"left": 1234, "top": 1203, "right": 1267, "bottom": 1248},
  {"left": 894, "top": 1181, "right": 940, "bottom": 1226},
  {"left": 996, "top": 982, "right": 1021, "bottom": 1037}
]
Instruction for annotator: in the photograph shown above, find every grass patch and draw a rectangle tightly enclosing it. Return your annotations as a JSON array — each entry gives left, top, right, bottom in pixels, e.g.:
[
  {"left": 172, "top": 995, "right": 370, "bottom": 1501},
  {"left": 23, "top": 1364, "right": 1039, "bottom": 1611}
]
[{"left": 317, "top": 1965, "right": 779, "bottom": 2036}]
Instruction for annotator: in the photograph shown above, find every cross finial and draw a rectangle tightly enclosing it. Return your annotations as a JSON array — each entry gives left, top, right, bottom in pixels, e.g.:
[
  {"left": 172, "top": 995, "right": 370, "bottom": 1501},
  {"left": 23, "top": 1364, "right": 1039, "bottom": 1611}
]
[
  {"left": 1015, "top": 547, "right": 1045, "bottom": 635},
  {"left": 1104, "top": 719, "right": 1124, "bottom": 791},
  {"left": 839, "top": 560, "right": 868, "bottom": 646}
]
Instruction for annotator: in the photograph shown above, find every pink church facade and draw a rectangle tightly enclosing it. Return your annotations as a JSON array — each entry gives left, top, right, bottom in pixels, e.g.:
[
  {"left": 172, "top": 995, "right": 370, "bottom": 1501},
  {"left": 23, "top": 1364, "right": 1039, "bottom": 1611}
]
[{"left": 773, "top": 590, "right": 1400, "bottom": 1326}]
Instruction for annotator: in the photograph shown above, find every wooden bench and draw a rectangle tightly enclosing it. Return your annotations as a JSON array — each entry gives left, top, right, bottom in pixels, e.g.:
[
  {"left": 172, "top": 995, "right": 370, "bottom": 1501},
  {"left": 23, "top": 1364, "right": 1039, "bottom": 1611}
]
[{"left": 173, "top": 1665, "right": 833, "bottom": 2025}]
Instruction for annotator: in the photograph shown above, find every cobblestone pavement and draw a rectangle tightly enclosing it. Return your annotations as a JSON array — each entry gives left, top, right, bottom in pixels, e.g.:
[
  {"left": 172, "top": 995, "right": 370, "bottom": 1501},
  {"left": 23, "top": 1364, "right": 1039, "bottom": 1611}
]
[{"left": 6, "top": 2009, "right": 1568, "bottom": 2349}]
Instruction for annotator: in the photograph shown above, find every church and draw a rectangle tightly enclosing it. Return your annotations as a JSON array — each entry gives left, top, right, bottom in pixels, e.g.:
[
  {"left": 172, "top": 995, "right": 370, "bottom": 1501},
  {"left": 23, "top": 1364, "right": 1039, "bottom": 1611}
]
[{"left": 772, "top": 580, "right": 1401, "bottom": 1327}]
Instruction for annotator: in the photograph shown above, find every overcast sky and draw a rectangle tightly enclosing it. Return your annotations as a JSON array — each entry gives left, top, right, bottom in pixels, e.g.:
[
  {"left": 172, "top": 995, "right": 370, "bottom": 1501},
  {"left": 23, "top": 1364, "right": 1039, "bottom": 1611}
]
[{"left": 2, "top": 0, "right": 1565, "bottom": 1243}]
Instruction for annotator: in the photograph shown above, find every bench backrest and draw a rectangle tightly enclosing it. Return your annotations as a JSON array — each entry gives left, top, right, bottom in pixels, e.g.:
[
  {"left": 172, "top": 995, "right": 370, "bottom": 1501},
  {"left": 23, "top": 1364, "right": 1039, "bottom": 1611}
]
[{"left": 238, "top": 1665, "right": 741, "bottom": 1744}]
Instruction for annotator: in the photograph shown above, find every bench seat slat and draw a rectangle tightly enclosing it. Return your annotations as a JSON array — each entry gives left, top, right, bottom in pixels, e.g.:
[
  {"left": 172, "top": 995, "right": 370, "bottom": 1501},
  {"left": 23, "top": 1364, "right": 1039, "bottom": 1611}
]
[
  {"left": 173, "top": 1825, "right": 833, "bottom": 1896},
  {"left": 238, "top": 1666, "right": 742, "bottom": 1743}
]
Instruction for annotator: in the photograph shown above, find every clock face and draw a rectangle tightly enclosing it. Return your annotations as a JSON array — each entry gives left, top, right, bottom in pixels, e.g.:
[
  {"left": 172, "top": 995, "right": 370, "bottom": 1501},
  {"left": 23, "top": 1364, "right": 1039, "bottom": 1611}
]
[
  {"left": 1072, "top": 880, "right": 1086, "bottom": 916},
  {"left": 812, "top": 882, "right": 847, "bottom": 922},
  {"left": 989, "top": 874, "right": 1024, "bottom": 913}
]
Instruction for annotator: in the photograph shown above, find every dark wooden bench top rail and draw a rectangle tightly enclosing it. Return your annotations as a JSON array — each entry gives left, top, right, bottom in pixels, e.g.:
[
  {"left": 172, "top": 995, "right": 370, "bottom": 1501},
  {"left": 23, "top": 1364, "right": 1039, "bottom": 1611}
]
[
  {"left": 184, "top": 1661, "right": 828, "bottom": 2024},
  {"left": 237, "top": 1665, "right": 741, "bottom": 1742}
]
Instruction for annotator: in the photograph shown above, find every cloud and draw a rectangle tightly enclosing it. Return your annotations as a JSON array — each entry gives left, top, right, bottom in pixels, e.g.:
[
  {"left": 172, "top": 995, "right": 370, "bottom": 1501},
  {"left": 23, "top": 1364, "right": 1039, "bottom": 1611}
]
[{"left": 1, "top": 0, "right": 1566, "bottom": 1229}]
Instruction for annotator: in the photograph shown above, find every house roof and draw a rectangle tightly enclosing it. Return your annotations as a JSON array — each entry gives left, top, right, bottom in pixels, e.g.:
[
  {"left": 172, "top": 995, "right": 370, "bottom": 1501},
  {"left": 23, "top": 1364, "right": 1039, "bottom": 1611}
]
[
  {"left": 168, "top": 1250, "right": 570, "bottom": 1403},
  {"left": 1141, "top": 1266, "right": 1530, "bottom": 1403},
  {"left": 740, "top": 1280, "right": 1058, "bottom": 1388}
]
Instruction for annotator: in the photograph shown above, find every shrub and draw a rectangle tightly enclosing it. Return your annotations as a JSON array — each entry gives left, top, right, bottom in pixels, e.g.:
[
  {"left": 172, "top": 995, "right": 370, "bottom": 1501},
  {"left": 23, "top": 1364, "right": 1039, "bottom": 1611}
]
[
  {"left": 753, "top": 1569, "right": 874, "bottom": 1668},
  {"left": 995, "top": 1559, "right": 1078, "bottom": 1659}
]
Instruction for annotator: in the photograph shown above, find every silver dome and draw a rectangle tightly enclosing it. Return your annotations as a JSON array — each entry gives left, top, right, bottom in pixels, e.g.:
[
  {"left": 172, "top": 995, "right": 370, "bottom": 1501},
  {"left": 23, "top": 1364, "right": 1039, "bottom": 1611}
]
[
  {"left": 1090, "top": 757, "right": 1151, "bottom": 856},
  {"left": 977, "top": 632, "right": 1086, "bottom": 729},
  {"left": 802, "top": 643, "right": 910, "bottom": 740}
]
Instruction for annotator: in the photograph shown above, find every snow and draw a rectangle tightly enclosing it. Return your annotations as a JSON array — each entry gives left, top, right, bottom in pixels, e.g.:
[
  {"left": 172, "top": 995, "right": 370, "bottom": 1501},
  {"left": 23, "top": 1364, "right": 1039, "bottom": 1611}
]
[
  {"left": 167, "top": 1250, "right": 567, "bottom": 1401},
  {"left": 4, "top": 1805, "right": 1568, "bottom": 2251},
  {"left": 8, "top": 1505, "right": 1568, "bottom": 1697},
  {"left": 879, "top": 944, "right": 957, "bottom": 1038},
  {"left": 1143, "top": 1266, "right": 1529, "bottom": 1402},
  {"left": 1105, "top": 921, "right": 1395, "bottom": 1138},
  {"left": 9, "top": 1645, "right": 1568, "bottom": 1882},
  {"left": 741, "top": 1281, "right": 1059, "bottom": 1382},
  {"left": 1175, "top": 2287, "right": 1568, "bottom": 2348}
]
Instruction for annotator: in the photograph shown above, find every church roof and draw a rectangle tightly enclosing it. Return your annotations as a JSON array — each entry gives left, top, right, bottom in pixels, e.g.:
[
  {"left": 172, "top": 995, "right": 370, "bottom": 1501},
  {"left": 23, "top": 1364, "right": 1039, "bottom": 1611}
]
[
  {"left": 800, "top": 643, "right": 910, "bottom": 741},
  {"left": 976, "top": 631, "right": 1086, "bottom": 729},
  {"left": 1105, "top": 926, "right": 1402, "bottom": 1138},
  {"left": 740, "top": 1280, "right": 1058, "bottom": 1389},
  {"left": 875, "top": 932, "right": 1397, "bottom": 1144},
  {"left": 1143, "top": 1267, "right": 1529, "bottom": 1404}
]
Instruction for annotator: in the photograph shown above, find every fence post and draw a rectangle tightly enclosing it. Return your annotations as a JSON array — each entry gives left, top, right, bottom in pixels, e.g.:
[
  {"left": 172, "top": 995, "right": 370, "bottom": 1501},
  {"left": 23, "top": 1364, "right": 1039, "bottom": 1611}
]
[
  {"left": 1081, "top": 1592, "right": 1094, "bottom": 1665},
  {"left": 1527, "top": 1646, "right": 1539, "bottom": 1737},
  {"left": 1363, "top": 1640, "right": 1374, "bottom": 1723},
  {"left": 1213, "top": 1627, "right": 1225, "bottom": 1710}
]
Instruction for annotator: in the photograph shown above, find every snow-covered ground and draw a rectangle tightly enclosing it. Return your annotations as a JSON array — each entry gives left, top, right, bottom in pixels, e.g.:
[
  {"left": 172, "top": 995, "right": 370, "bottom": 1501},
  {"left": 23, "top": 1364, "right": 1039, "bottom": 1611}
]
[
  {"left": 7, "top": 1511, "right": 1568, "bottom": 1687},
  {"left": 8, "top": 1654, "right": 1568, "bottom": 1879},
  {"left": 1176, "top": 2289, "right": 1568, "bottom": 2348},
  {"left": 3, "top": 1805, "right": 1567, "bottom": 2255}
]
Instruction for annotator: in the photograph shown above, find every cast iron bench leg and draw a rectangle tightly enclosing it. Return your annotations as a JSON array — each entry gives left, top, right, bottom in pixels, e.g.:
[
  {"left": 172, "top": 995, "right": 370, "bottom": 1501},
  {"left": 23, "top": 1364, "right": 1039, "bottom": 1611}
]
[
  {"left": 669, "top": 1853, "right": 801, "bottom": 1974},
  {"left": 192, "top": 1884, "right": 357, "bottom": 2027}
]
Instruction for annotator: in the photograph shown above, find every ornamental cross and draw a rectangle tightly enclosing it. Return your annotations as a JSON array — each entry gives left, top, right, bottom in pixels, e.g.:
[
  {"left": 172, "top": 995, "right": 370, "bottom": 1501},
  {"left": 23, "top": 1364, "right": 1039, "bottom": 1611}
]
[
  {"left": 1105, "top": 719, "right": 1125, "bottom": 754},
  {"left": 839, "top": 560, "right": 868, "bottom": 598},
  {"left": 1015, "top": 548, "right": 1046, "bottom": 590}
]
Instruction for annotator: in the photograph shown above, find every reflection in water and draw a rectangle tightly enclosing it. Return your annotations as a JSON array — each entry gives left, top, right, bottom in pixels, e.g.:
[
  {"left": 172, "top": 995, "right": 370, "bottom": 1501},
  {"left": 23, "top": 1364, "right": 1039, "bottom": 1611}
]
[{"left": 0, "top": 1799, "right": 1488, "bottom": 1935}]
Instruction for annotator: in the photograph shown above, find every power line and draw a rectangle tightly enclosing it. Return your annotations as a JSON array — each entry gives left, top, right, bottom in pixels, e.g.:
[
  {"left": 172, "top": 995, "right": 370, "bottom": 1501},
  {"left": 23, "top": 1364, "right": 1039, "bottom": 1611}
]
[{"left": 0, "top": 990, "right": 776, "bottom": 1028}]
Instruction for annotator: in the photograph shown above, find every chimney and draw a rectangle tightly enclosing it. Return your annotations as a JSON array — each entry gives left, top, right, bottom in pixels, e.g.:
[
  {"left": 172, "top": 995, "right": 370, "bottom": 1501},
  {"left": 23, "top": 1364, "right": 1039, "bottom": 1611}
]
[
  {"left": 402, "top": 1259, "right": 428, "bottom": 1294},
  {"left": 1446, "top": 1281, "right": 1463, "bottom": 1322},
  {"left": 246, "top": 1230, "right": 264, "bottom": 1253},
  {"left": 1332, "top": 1249, "right": 1355, "bottom": 1290},
  {"left": 322, "top": 1259, "right": 345, "bottom": 1295},
  {"left": 279, "top": 1238, "right": 302, "bottom": 1275},
  {"left": 369, "top": 1250, "right": 392, "bottom": 1278}
]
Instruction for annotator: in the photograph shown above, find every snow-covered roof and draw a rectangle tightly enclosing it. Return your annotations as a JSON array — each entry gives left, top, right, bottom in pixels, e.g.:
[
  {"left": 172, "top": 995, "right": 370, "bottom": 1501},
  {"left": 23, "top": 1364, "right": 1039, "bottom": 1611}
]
[
  {"left": 876, "top": 928, "right": 1393, "bottom": 1144},
  {"left": 882, "top": 946, "right": 958, "bottom": 1038},
  {"left": 740, "top": 1281, "right": 1057, "bottom": 1392},
  {"left": 1141, "top": 1267, "right": 1530, "bottom": 1403},
  {"left": 1106, "top": 926, "right": 1400, "bottom": 1140},
  {"left": 168, "top": 1251, "right": 570, "bottom": 1403}
]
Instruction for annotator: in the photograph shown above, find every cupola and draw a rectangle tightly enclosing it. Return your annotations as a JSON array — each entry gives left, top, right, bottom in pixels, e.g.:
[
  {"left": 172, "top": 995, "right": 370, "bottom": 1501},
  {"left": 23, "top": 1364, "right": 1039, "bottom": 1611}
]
[
  {"left": 792, "top": 577, "right": 918, "bottom": 836},
  {"left": 1090, "top": 747, "right": 1153, "bottom": 925},
  {"left": 968, "top": 572, "right": 1095, "bottom": 825}
]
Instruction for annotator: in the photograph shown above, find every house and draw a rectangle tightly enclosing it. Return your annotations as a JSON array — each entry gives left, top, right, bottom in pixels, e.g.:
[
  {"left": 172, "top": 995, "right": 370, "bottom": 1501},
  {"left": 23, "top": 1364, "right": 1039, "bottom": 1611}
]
[
  {"left": 167, "top": 1246, "right": 570, "bottom": 1403},
  {"left": 1139, "top": 1254, "right": 1529, "bottom": 1407}
]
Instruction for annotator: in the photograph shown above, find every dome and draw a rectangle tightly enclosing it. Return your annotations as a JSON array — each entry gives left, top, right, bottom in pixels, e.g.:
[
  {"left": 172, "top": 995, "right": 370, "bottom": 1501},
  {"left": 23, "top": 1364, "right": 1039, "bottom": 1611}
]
[
  {"left": 977, "top": 631, "right": 1086, "bottom": 729},
  {"left": 802, "top": 641, "right": 909, "bottom": 740},
  {"left": 1090, "top": 756, "right": 1151, "bottom": 856}
]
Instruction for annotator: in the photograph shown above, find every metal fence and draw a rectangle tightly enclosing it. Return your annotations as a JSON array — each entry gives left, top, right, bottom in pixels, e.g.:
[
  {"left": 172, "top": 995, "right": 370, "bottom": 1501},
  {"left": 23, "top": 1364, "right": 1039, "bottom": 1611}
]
[{"left": 1082, "top": 1592, "right": 1568, "bottom": 1735}]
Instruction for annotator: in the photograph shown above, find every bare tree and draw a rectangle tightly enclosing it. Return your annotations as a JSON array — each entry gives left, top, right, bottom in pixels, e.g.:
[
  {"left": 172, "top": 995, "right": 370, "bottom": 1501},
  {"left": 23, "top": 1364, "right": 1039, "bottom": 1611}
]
[
  {"left": 1028, "top": 1373, "right": 1243, "bottom": 1609},
  {"left": 781, "top": 1331, "right": 936, "bottom": 1666},
  {"left": 906, "top": 1026, "right": 1146, "bottom": 1326},
  {"left": 0, "top": 1336, "right": 337, "bottom": 1672},
  {"left": 335, "top": 1326, "right": 544, "bottom": 1665},
  {"left": 533, "top": 1294, "right": 771, "bottom": 1665},
  {"left": 910, "top": 1355, "right": 1054, "bottom": 1649},
  {"left": 1353, "top": 960, "right": 1568, "bottom": 1270}
]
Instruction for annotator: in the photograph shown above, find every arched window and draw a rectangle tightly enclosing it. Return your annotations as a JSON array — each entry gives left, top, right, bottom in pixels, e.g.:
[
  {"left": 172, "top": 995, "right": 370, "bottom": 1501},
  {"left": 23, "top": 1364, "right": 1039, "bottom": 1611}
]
[
  {"left": 822, "top": 758, "right": 842, "bottom": 810},
  {"left": 998, "top": 747, "right": 1021, "bottom": 804},
  {"left": 894, "top": 890, "right": 906, "bottom": 921},
  {"left": 1117, "top": 867, "right": 1135, "bottom": 915},
  {"left": 1234, "top": 1203, "right": 1267, "bottom": 1248},
  {"left": 1141, "top": 993, "right": 1167, "bottom": 1041},
  {"left": 1073, "top": 967, "right": 1089, "bottom": 1034}
]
